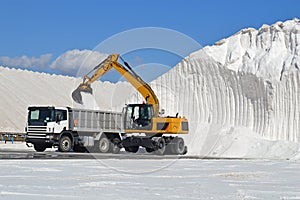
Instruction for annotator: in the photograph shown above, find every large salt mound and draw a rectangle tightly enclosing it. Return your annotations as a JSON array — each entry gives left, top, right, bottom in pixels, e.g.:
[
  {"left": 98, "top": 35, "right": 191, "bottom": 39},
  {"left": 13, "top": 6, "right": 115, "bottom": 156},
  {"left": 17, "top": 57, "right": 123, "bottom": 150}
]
[
  {"left": 123, "top": 19, "right": 300, "bottom": 158},
  {"left": 0, "top": 67, "right": 133, "bottom": 132}
]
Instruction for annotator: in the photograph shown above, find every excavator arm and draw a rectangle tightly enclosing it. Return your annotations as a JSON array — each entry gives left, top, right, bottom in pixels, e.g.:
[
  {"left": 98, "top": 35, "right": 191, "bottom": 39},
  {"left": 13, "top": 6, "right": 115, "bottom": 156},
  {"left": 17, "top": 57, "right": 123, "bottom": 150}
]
[{"left": 72, "top": 54, "right": 160, "bottom": 116}]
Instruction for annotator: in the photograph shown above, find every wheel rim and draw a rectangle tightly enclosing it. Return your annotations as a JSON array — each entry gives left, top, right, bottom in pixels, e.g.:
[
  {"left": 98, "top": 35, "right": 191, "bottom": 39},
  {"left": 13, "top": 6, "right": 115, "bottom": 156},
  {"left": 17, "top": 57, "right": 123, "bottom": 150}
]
[
  {"left": 158, "top": 141, "right": 164, "bottom": 149},
  {"left": 63, "top": 141, "right": 70, "bottom": 151},
  {"left": 99, "top": 138, "right": 110, "bottom": 153},
  {"left": 100, "top": 141, "right": 108, "bottom": 151}
]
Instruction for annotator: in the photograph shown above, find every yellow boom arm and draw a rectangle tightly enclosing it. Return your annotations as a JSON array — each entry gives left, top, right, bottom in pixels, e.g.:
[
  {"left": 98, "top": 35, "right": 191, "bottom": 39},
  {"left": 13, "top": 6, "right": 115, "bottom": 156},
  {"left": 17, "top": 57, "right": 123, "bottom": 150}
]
[{"left": 72, "top": 54, "right": 160, "bottom": 116}]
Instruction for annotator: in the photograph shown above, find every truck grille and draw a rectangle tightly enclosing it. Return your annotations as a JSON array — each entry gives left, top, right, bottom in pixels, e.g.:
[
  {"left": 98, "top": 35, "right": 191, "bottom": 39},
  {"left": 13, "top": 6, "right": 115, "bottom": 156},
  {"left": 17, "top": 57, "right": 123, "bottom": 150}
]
[{"left": 27, "top": 126, "right": 47, "bottom": 139}]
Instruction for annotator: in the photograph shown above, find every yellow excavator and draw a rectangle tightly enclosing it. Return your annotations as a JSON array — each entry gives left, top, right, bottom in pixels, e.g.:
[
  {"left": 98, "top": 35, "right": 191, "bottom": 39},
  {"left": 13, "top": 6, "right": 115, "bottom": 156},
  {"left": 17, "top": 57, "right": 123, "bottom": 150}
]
[{"left": 72, "top": 54, "right": 188, "bottom": 154}]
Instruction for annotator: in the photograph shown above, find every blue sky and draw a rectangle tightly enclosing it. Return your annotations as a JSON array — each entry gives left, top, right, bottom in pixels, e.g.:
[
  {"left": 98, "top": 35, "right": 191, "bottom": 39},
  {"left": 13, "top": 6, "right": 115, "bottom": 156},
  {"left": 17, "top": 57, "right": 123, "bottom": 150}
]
[{"left": 0, "top": 0, "right": 299, "bottom": 81}]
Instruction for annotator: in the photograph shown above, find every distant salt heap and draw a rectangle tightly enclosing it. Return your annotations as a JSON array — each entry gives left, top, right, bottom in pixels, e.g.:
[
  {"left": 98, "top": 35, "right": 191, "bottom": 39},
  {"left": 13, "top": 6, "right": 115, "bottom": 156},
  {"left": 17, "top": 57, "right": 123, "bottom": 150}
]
[{"left": 0, "top": 67, "right": 132, "bottom": 132}]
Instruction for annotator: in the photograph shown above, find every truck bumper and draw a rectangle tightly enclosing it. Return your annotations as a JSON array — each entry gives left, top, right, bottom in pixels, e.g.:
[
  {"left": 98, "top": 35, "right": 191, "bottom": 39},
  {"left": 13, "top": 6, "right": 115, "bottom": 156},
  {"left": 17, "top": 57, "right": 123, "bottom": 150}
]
[{"left": 25, "top": 136, "right": 59, "bottom": 147}]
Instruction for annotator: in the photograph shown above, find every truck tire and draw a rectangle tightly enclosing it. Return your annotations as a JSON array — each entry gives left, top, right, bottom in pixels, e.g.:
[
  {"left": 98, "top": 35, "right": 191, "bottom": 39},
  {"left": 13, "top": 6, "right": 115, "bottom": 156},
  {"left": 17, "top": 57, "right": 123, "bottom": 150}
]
[
  {"left": 34, "top": 144, "right": 46, "bottom": 152},
  {"left": 111, "top": 138, "right": 121, "bottom": 154},
  {"left": 98, "top": 137, "right": 111, "bottom": 153},
  {"left": 59, "top": 136, "right": 72, "bottom": 152},
  {"left": 125, "top": 146, "right": 139, "bottom": 153},
  {"left": 173, "top": 137, "right": 185, "bottom": 155},
  {"left": 153, "top": 137, "right": 166, "bottom": 155}
]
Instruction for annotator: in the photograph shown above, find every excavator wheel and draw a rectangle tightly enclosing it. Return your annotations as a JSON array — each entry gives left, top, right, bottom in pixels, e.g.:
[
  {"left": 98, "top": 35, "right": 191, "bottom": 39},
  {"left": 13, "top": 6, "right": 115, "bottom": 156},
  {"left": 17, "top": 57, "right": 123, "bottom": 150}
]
[
  {"left": 172, "top": 137, "right": 185, "bottom": 155},
  {"left": 145, "top": 148, "right": 154, "bottom": 153},
  {"left": 153, "top": 137, "right": 166, "bottom": 155},
  {"left": 164, "top": 143, "right": 175, "bottom": 155},
  {"left": 111, "top": 138, "right": 121, "bottom": 154},
  {"left": 125, "top": 146, "right": 139, "bottom": 153}
]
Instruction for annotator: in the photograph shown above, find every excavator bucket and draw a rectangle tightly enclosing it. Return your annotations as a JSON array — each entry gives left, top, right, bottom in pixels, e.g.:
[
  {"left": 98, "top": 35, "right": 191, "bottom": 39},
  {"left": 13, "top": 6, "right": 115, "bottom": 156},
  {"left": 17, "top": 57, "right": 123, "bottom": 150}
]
[{"left": 71, "top": 84, "right": 93, "bottom": 104}]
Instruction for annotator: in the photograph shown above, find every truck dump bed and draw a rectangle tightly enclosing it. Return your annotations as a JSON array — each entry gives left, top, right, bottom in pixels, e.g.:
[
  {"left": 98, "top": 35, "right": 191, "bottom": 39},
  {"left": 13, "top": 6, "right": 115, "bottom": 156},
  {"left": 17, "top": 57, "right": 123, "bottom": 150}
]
[{"left": 71, "top": 108, "right": 123, "bottom": 134}]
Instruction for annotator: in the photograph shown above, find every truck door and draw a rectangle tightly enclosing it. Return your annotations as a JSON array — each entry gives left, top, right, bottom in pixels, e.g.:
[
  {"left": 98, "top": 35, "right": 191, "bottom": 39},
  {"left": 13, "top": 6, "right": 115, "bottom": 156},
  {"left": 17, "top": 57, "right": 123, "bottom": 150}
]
[{"left": 54, "top": 109, "right": 68, "bottom": 133}]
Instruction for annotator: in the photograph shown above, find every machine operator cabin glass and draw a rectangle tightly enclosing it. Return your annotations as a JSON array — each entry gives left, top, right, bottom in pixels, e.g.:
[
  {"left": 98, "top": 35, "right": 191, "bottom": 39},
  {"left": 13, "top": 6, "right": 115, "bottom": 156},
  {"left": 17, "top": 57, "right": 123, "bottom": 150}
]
[{"left": 125, "top": 104, "right": 154, "bottom": 129}]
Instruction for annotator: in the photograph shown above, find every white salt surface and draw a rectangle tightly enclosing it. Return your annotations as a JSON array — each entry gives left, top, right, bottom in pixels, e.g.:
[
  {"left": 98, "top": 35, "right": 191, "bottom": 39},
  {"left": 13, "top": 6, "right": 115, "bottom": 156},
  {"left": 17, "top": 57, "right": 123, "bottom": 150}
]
[
  {"left": 0, "top": 159, "right": 299, "bottom": 199},
  {"left": 0, "top": 142, "right": 34, "bottom": 151}
]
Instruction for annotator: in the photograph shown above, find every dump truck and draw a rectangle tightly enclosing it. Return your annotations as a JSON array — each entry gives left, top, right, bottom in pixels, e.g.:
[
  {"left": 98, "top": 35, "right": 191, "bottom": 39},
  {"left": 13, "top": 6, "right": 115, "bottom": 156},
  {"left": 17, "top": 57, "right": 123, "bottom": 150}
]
[{"left": 25, "top": 106, "right": 123, "bottom": 153}]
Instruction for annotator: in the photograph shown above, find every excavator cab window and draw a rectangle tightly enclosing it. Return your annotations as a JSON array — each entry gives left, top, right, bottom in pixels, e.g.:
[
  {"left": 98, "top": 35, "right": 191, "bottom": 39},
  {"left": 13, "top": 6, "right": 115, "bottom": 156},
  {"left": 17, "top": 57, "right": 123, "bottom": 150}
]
[{"left": 124, "top": 104, "right": 153, "bottom": 130}]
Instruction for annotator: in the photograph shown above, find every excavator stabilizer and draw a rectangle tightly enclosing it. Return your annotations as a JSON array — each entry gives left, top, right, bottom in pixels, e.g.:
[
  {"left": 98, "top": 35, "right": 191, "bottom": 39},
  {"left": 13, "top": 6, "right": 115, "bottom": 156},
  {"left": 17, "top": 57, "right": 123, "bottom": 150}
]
[{"left": 71, "top": 83, "right": 93, "bottom": 104}]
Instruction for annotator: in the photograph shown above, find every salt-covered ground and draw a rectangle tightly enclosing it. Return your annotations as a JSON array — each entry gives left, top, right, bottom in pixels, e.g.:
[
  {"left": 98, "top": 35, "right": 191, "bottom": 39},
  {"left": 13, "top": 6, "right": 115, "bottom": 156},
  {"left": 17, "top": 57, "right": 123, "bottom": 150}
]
[
  {"left": 0, "top": 159, "right": 299, "bottom": 200},
  {"left": 0, "top": 142, "right": 34, "bottom": 151}
]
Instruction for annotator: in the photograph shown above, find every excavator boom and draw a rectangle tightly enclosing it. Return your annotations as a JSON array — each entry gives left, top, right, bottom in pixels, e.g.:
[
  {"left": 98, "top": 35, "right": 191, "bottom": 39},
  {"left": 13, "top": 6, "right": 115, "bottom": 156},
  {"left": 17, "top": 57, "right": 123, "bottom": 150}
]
[{"left": 72, "top": 54, "right": 160, "bottom": 116}]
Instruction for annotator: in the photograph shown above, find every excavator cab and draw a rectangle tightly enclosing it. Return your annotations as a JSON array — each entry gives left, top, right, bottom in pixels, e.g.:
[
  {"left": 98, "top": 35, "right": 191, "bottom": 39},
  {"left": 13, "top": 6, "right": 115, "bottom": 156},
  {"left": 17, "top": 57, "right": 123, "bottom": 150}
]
[{"left": 123, "top": 104, "right": 154, "bottom": 130}]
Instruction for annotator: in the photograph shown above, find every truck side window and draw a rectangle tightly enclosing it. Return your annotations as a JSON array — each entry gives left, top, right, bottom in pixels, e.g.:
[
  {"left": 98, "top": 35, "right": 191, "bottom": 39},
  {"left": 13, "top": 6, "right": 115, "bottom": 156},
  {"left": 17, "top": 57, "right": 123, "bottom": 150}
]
[
  {"left": 61, "top": 110, "right": 67, "bottom": 120},
  {"left": 56, "top": 110, "right": 67, "bottom": 121}
]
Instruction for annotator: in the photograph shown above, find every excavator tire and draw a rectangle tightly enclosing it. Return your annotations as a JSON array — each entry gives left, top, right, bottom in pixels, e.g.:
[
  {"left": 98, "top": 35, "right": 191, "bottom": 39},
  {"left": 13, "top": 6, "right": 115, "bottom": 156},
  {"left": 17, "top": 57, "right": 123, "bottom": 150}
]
[
  {"left": 145, "top": 147, "right": 154, "bottom": 153},
  {"left": 125, "top": 146, "right": 139, "bottom": 153},
  {"left": 153, "top": 137, "right": 166, "bottom": 155},
  {"left": 164, "top": 143, "right": 175, "bottom": 155},
  {"left": 172, "top": 137, "right": 185, "bottom": 155},
  {"left": 111, "top": 138, "right": 121, "bottom": 154}
]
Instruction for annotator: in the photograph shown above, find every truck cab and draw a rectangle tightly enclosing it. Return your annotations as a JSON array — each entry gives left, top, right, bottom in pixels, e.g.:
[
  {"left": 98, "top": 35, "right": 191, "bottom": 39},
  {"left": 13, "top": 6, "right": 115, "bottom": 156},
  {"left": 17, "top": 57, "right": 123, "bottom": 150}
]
[{"left": 26, "top": 106, "right": 70, "bottom": 151}]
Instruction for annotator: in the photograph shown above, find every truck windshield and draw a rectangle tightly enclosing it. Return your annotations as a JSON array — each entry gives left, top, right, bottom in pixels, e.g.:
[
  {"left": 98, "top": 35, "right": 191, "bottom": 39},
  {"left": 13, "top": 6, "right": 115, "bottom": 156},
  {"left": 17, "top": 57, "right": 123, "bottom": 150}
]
[{"left": 28, "top": 107, "right": 55, "bottom": 126}]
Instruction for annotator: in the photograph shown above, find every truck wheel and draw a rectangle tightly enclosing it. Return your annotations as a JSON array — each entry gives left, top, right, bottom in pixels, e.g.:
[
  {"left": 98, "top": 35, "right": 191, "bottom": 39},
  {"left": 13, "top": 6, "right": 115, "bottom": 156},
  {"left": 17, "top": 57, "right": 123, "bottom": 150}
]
[
  {"left": 173, "top": 137, "right": 185, "bottom": 155},
  {"left": 98, "top": 137, "right": 111, "bottom": 153},
  {"left": 34, "top": 144, "right": 46, "bottom": 152},
  {"left": 125, "top": 146, "right": 139, "bottom": 153},
  {"left": 154, "top": 137, "right": 166, "bottom": 155},
  {"left": 111, "top": 138, "right": 121, "bottom": 154},
  {"left": 59, "top": 136, "right": 72, "bottom": 152}
]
